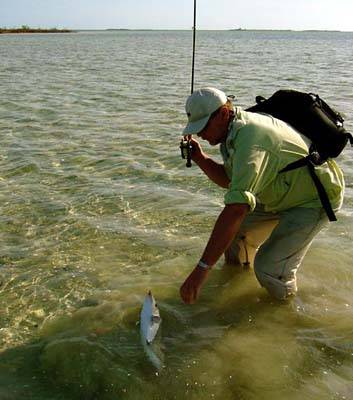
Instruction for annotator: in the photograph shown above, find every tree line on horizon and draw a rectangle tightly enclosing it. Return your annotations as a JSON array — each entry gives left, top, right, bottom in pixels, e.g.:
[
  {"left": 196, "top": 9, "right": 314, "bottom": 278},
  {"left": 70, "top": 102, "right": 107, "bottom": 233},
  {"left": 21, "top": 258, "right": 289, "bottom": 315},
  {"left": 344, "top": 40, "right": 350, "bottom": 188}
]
[{"left": 0, "top": 25, "right": 72, "bottom": 33}]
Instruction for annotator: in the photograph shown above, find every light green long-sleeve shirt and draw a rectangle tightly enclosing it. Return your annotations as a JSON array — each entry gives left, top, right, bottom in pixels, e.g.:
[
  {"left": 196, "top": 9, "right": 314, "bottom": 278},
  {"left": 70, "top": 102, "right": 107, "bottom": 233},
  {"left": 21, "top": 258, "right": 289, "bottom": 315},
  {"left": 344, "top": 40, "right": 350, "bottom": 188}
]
[{"left": 220, "top": 107, "right": 344, "bottom": 213}]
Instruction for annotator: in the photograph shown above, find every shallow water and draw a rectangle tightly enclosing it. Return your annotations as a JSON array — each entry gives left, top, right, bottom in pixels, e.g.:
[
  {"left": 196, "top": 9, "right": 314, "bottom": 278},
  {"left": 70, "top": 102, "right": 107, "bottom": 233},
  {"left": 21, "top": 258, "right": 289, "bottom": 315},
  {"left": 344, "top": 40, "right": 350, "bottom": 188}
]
[{"left": 0, "top": 30, "right": 352, "bottom": 400}]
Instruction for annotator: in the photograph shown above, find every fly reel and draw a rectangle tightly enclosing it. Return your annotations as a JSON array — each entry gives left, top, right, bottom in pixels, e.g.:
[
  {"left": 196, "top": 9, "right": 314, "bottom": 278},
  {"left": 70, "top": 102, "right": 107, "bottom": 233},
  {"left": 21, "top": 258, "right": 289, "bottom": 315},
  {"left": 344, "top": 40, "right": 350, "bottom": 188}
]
[{"left": 179, "top": 138, "right": 193, "bottom": 168}]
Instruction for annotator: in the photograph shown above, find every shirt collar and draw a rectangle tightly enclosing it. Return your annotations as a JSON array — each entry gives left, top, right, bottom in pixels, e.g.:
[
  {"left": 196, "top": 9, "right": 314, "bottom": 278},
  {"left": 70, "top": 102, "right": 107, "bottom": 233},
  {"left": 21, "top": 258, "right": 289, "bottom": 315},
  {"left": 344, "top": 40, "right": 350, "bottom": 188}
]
[{"left": 225, "top": 107, "right": 245, "bottom": 147}]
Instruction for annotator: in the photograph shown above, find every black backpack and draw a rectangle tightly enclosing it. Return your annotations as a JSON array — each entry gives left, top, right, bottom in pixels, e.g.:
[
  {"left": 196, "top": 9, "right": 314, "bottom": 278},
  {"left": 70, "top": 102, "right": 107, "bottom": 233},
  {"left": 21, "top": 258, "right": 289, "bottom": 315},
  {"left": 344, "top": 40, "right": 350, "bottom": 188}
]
[{"left": 246, "top": 89, "right": 353, "bottom": 221}]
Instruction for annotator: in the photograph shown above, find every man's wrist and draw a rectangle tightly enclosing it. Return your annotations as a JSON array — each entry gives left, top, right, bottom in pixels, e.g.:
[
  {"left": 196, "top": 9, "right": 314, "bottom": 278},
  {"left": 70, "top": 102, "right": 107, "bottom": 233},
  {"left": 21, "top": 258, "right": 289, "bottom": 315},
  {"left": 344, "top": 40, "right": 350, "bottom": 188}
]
[{"left": 197, "top": 260, "right": 212, "bottom": 270}]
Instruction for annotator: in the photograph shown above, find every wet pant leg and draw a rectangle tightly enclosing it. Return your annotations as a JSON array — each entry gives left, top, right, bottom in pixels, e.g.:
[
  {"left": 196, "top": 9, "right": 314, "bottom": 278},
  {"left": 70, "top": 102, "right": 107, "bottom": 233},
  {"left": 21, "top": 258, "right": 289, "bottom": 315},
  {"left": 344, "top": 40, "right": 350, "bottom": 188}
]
[
  {"left": 253, "top": 207, "right": 329, "bottom": 300},
  {"left": 225, "top": 204, "right": 279, "bottom": 268}
]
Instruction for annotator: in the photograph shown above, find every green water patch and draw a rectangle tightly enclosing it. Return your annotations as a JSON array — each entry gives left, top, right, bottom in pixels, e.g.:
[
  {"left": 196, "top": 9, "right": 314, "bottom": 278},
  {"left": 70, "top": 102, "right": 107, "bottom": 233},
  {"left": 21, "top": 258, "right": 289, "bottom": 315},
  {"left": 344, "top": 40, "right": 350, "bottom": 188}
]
[{"left": 1, "top": 274, "right": 353, "bottom": 400}]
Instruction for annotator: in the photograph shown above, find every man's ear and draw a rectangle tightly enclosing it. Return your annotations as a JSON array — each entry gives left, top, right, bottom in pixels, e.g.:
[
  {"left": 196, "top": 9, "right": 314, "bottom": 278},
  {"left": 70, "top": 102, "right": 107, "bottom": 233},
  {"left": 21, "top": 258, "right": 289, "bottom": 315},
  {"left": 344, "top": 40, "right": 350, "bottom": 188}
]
[{"left": 219, "top": 105, "right": 229, "bottom": 120}]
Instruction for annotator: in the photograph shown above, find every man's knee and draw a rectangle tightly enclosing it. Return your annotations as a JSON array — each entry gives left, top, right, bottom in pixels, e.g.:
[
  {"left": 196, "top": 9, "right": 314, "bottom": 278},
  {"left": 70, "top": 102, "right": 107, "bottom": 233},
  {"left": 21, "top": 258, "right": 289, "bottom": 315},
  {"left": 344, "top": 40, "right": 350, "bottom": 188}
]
[{"left": 254, "top": 264, "right": 297, "bottom": 300}]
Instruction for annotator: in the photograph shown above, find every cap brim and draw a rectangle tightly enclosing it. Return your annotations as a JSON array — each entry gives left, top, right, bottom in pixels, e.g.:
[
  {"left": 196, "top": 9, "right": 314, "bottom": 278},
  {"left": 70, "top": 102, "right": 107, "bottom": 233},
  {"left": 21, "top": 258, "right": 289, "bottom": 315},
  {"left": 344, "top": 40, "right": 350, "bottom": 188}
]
[{"left": 182, "top": 114, "right": 210, "bottom": 135}]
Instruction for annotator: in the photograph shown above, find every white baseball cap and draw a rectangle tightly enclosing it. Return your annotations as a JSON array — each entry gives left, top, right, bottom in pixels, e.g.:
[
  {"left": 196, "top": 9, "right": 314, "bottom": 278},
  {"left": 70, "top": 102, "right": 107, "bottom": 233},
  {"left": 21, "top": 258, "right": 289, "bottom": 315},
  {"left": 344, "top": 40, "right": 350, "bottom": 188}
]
[{"left": 183, "top": 87, "right": 228, "bottom": 135}]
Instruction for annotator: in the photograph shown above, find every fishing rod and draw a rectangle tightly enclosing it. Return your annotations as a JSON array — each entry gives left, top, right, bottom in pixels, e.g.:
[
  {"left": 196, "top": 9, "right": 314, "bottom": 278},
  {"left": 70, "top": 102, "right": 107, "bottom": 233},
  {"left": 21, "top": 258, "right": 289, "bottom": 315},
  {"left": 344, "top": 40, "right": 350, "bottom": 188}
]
[
  {"left": 180, "top": 0, "right": 197, "bottom": 167},
  {"left": 191, "top": 0, "right": 197, "bottom": 95}
]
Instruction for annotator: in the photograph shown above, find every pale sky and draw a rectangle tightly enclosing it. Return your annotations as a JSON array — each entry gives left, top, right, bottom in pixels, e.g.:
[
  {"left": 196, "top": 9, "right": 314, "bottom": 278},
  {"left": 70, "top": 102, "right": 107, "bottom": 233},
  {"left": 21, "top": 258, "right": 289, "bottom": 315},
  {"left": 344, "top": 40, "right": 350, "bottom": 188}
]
[{"left": 1, "top": 0, "right": 353, "bottom": 31}]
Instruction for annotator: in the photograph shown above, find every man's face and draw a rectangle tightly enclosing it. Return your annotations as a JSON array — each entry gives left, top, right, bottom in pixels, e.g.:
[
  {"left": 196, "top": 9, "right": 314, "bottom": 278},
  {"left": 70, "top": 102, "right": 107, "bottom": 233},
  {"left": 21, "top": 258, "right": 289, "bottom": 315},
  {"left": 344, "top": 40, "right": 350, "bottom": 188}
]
[{"left": 196, "top": 106, "right": 229, "bottom": 146}]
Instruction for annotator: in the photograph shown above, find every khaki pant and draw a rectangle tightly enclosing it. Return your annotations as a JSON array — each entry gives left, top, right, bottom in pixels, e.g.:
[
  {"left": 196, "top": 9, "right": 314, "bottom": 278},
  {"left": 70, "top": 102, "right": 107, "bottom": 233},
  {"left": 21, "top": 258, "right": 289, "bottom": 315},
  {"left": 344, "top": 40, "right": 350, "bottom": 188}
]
[{"left": 225, "top": 205, "right": 329, "bottom": 300}]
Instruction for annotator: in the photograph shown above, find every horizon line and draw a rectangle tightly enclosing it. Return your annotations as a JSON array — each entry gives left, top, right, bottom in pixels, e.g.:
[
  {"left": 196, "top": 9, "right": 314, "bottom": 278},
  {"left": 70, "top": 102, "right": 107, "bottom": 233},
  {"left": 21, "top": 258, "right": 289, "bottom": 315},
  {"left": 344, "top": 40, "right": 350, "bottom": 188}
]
[
  {"left": 68, "top": 28, "right": 352, "bottom": 33},
  {"left": 1, "top": 26, "right": 352, "bottom": 33}
]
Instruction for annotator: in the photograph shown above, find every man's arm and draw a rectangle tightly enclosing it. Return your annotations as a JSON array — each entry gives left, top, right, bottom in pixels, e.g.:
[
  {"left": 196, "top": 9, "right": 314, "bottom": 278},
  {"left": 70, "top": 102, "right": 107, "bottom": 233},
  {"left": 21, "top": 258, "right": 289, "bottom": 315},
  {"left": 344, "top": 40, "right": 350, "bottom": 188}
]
[
  {"left": 190, "top": 138, "right": 230, "bottom": 189},
  {"left": 180, "top": 203, "right": 249, "bottom": 304}
]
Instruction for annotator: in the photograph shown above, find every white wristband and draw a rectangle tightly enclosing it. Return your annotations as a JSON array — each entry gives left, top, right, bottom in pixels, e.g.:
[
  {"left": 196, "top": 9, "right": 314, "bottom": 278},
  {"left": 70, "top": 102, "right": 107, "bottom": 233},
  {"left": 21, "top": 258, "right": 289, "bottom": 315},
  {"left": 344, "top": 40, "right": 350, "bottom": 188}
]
[{"left": 197, "top": 260, "right": 211, "bottom": 270}]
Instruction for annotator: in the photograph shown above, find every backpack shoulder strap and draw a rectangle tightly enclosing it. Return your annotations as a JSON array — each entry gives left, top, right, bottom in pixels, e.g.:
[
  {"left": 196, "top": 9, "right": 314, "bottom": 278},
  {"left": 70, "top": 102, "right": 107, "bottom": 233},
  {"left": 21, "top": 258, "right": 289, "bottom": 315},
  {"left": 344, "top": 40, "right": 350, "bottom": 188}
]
[
  {"left": 279, "top": 157, "right": 310, "bottom": 173},
  {"left": 279, "top": 157, "right": 337, "bottom": 222},
  {"left": 306, "top": 163, "right": 337, "bottom": 222}
]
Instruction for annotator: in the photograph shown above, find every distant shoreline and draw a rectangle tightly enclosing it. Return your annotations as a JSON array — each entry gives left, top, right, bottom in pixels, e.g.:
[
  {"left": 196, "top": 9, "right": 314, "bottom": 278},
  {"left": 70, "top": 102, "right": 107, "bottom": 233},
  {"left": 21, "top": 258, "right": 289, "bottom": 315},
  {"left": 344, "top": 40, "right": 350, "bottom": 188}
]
[
  {"left": 0, "top": 27, "right": 73, "bottom": 34},
  {"left": 105, "top": 28, "right": 347, "bottom": 33},
  {"left": 229, "top": 28, "right": 342, "bottom": 33},
  {"left": 1, "top": 27, "right": 349, "bottom": 34}
]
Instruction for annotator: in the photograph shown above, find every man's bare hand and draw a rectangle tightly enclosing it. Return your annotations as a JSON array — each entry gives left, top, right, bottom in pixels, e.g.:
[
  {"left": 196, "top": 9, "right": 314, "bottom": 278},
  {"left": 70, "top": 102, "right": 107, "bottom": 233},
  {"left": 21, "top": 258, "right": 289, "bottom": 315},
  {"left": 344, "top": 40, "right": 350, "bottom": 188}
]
[
  {"left": 183, "top": 136, "right": 204, "bottom": 164},
  {"left": 189, "top": 137, "right": 203, "bottom": 162},
  {"left": 180, "top": 266, "right": 210, "bottom": 304}
]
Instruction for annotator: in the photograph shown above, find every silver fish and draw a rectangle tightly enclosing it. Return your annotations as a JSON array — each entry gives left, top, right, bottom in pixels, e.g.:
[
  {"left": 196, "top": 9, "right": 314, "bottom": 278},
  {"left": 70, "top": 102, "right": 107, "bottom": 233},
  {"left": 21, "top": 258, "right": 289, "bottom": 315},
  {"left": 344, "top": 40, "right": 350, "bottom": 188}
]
[
  {"left": 140, "top": 291, "right": 161, "bottom": 345},
  {"left": 140, "top": 291, "right": 163, "bottom": 370}
]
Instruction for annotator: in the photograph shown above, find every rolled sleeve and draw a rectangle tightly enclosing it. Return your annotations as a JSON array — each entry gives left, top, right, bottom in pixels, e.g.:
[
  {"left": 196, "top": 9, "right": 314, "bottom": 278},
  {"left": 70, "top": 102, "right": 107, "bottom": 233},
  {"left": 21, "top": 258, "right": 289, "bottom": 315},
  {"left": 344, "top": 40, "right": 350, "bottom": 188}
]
[
  {"left": 224, "top": 190, "right": 257, "bottom": 211},
  {"left": 224, "top": 142, "right": 278, "bottom": 212}
]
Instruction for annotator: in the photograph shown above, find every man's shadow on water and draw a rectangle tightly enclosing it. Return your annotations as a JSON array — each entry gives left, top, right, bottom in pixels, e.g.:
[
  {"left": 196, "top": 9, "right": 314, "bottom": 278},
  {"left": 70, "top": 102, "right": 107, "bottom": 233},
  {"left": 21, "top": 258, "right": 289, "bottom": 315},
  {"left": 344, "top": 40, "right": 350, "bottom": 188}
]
[{"left": 0, "top": 265, "right": 310, "bottom": 400}]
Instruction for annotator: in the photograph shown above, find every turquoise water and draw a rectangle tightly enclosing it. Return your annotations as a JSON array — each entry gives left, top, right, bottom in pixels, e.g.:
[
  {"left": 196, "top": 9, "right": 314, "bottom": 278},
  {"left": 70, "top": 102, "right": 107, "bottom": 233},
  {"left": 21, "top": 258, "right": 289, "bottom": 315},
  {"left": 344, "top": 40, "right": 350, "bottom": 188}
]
[{"left": 0, "top": 30, "right": 352, "bottom": 399}]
